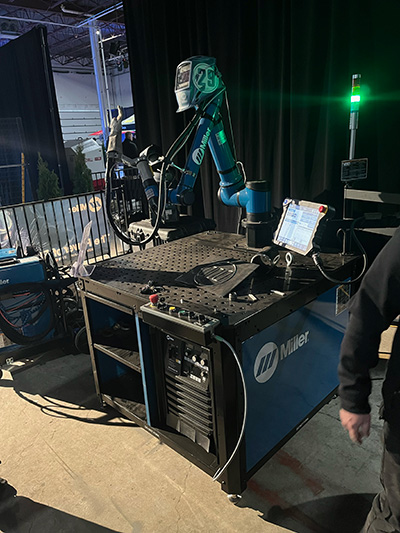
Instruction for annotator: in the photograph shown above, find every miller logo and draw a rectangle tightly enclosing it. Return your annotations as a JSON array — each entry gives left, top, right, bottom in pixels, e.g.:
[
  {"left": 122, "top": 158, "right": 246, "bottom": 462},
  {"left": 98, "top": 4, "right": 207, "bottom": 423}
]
[
  {"left": 254, "top": 330, "right": 310, "bottom": 383},
  {"left": 89, "top": 196, "right": 102, "bottom": 213},
  {"left": 192, "top": 128, "right": 212, "bottom": 166},
  {"left": 254, "top": 342, "right": 279, "bottom": 383}
]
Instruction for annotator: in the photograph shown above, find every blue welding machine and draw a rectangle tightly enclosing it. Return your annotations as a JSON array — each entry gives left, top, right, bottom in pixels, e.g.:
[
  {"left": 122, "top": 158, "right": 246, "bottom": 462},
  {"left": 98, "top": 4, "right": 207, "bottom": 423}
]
[{"left": 0, "top": 252, "right": 54, "bottom": 351}]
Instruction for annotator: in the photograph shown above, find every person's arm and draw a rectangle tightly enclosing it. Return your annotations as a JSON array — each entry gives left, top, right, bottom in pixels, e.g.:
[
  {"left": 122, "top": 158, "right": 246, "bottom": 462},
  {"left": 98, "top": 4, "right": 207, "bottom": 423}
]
[
  {"left": 107, "top": 106, "right": 124, "bottom": 155},
  {"left": 339, "top": 228, "right": 400, "bottom": 440}
]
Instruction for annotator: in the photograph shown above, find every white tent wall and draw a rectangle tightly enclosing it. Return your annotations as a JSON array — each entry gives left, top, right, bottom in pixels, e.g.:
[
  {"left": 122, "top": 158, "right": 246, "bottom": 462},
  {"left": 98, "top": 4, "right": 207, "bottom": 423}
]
[
  {"left": 108, "top": 68, "right": 134, "bottom": 120},
  {"left": 53, "top": 67, "right": 133, "bottom": 142}
]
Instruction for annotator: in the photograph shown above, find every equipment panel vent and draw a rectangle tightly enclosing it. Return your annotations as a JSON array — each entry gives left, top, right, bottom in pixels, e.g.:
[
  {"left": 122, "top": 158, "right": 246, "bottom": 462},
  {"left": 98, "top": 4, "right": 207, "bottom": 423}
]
[{"left": 165, "top": 374, "right": 214, "bottom": 452}]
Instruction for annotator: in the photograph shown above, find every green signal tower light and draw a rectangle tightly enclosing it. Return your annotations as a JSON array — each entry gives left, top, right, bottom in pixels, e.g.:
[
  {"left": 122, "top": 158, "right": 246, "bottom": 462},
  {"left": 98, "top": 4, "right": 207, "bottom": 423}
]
[
  {"left": 350, "top": 73, "right": 361, "bottom": 112},
  {"left": 342, "top": 72, "right": 368, "bottom": 255},
  {"left": 349, "top": 73, "right": 361, "bottom": 159},
  {"left": 341, "top": 73, "right": 368, "bottom": 183}
]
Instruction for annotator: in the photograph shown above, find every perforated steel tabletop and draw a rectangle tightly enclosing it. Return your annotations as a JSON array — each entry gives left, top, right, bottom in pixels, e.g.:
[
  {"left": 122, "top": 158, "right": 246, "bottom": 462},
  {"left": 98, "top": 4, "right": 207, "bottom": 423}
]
[{"left": 82, "top": 231, "right": 357, "bottom": 332}]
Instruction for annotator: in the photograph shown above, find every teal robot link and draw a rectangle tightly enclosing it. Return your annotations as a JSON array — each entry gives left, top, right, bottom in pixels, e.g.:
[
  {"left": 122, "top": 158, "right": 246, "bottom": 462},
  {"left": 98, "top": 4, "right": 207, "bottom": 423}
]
[{"left": 136, "top": 56, "right": 275, "bottom": 248}]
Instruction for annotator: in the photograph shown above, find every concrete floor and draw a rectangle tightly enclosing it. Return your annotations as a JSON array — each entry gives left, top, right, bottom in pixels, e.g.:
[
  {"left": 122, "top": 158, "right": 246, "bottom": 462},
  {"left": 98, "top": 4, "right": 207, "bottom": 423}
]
[{"left": 0, "top": 350, "right": 385, "bottom": 533}]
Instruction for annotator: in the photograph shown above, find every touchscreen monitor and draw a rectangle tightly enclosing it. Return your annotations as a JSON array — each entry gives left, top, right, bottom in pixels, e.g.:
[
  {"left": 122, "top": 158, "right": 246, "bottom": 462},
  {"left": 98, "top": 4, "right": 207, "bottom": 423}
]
[{"left": 273, "top": 198, "right": 334, "bottom": 256}]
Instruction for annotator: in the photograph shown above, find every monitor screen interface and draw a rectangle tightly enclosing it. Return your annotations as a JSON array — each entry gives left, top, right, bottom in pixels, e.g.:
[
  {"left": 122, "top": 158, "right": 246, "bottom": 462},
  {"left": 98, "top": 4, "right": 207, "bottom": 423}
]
[{"left": 273, "top": 199, "right": 330, "bottom": 256}]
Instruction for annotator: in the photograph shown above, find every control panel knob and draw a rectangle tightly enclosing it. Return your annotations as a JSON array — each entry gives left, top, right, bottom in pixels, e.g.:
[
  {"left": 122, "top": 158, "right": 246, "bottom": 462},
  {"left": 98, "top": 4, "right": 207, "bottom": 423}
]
[
  {"left": 191, "top": 354, "right": 198, "bottom": 363},
  {"left": 200, "top": 370, "right": 208, "bottom": 382},
  {"left": 200, "top": 358, "right": 207, "bottom": 366},
  {"left": 169, "top": 306, "right": 178, "bottom": 315}
]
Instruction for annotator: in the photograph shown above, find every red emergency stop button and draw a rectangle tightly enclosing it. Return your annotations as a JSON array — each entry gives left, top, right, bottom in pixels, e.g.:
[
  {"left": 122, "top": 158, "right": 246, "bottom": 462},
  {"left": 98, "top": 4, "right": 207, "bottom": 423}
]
[{"left": 149, "top": 294, "right": 159, "bottom": 305}]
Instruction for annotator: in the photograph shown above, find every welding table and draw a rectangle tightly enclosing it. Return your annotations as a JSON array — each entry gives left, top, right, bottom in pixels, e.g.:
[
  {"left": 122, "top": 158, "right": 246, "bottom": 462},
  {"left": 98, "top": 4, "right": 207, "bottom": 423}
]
[{"left": 79, "top": 231, "right": 359, "bottom": 496}]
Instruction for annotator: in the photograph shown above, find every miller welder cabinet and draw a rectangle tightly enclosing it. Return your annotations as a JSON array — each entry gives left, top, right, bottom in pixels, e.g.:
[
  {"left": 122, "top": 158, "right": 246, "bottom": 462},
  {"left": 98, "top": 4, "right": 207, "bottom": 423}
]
[
  {"left": 0, "top": 255, "right": 56, "bottom": 364},
  {"left": 80, "top": 231, "right": 358, "bottom": 496}
]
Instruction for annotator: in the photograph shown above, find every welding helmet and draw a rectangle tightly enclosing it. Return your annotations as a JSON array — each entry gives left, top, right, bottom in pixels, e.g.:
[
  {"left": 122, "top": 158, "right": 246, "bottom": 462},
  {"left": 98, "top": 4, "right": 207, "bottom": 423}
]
[{"left": 175, "top": 56, "right": 225, "bottom": 113}]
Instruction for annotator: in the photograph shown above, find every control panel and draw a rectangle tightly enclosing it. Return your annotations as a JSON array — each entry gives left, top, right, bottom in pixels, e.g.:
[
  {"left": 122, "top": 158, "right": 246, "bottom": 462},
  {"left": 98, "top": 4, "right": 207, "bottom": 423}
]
[
  {"left": 165, "top": 336, "right": 210, "bottom": 389},
  {"left": 140, "top": 297, "right": 220, "bottom": 344}
]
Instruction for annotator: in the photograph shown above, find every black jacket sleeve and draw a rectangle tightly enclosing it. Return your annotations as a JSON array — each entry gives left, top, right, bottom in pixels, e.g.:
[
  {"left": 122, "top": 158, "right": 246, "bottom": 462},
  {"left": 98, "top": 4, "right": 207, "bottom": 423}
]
[{"left": 338, "top": 228, "right": 400, "bottom": 414}]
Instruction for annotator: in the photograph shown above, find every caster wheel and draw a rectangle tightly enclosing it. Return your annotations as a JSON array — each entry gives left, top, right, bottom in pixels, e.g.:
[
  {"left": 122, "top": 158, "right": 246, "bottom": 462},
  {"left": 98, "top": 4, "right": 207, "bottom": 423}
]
[{"left": 227, "top": 494, "right": 242, "bottom": 504}]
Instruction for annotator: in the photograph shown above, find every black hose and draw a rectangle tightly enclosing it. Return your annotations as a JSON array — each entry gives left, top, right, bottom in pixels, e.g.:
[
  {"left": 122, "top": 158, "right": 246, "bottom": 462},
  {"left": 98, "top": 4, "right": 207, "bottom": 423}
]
[
  {"left": 104, "top": 88, "right": 226, "bottom": 248},
  {"left": 0, "top": 282, "right": 55, "bottom": 345}
]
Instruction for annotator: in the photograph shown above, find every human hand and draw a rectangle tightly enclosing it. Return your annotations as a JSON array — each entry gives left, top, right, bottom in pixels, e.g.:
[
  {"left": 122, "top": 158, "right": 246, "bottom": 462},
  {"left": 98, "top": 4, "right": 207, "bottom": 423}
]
[{"left": 340, "top": 408, "right": 371, "bottom": 444}]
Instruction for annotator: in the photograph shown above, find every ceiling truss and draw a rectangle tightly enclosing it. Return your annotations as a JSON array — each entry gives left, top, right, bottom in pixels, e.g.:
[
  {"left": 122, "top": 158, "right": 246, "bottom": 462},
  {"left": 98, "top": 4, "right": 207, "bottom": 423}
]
[{"left": 0, "top": 1, "right": 126, "bottom": 66}]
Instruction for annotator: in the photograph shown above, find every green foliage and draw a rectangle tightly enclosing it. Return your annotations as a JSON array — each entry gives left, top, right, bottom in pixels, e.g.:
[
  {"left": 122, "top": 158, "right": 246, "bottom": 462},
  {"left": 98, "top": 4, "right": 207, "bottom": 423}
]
[
  {"left": 37, "top": 153, "right": 62, "bottom": 201},
  {"left": 72, "top": 145, "right": 94, "bottom": 194}
]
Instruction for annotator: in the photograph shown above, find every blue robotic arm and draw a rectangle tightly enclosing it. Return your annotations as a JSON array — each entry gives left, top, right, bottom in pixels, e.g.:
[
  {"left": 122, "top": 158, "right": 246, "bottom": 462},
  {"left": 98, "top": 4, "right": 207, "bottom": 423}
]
[{"left": 138, "top": 56, "right": 274, "bottom": 248}]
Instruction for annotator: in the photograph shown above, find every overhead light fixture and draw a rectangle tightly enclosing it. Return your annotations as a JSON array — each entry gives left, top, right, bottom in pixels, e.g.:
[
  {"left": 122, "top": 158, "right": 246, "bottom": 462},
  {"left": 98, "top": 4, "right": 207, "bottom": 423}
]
[{"left": 101, "top": 33, "right": 125, "bottom": 44}]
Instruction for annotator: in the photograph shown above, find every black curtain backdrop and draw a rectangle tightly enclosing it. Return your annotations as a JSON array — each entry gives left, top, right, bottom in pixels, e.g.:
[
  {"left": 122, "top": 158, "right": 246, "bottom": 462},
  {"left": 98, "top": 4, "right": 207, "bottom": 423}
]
[
  {"left": 0, "top": 26, "right": 70, "bottom": 200},
  {"left": 123, "top": 0, "right": 400, "bottom": 232}
]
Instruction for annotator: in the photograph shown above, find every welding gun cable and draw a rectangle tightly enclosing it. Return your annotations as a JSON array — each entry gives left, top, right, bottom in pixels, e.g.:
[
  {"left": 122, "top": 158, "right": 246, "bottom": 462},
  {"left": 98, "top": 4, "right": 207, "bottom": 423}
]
[
  {"left": 212, "top": 334, "right": 248, "bottom": 482},
  {"left": 106, "top": 88, "right": 227, "bottom": 248},
  {"left": 104, "top": 160, "right": 133, "bottom": 245},
  {"left": 131, "top": 168, "right": 168, "bottom": 248},
  {"left": 312, "top": 251, "right": 367, "bottom": 284},
  {"left": 105, "top": 121, "right": 191, "bottom": 248},
  {"left": 0, "top": 284, "right": 55, "bottom": 345},
  {"left": 0, "top": 309, "right": 20, "bottom": 328},
  {"left": 164, "top": 107, "right": 203, "bottom": 162},
  {"left": 0, "top": 312, "right": 54, "bottom": 344},
  {"left": 166, "top": 86, "right": 226, "bottom": 163},
  {"left": 0, "top": 297, "right": 46, "bottom": 325},
  {"left": 166, "top": 87, "right": 226, "bottom": 162},
  {"left": 3, "top": 293, "right": 46, "bottom": 313},
  {"left": 124, "top": 95, "right": 218, "bottom": 247},
  {"left": 224, "top": 91, "right": 239, "bottom": 163},
  {"left": 104, "top": 159, "right": 160, "bottom": 247},
  {"left": 0, "top": 293, "right": 48, "bottom": 326},
  {"left": 349, "top": 216, "right": 368, "bottom": 259},
  {"left": 312, "top": 215, "right": 368, "bottom": 284}
]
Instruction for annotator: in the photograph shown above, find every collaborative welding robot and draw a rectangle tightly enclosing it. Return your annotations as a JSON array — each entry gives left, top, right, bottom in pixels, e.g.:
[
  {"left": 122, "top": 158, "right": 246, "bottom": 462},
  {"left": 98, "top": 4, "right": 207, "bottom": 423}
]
[
  {"left": 106, "top": 56, "right": 368, "bottom": 286},
  {"left": 103, "top": 65, "right": 371, "bottom": 282},
  {"left": 106, "top": 56, "right": 276, "bottom": 250}
]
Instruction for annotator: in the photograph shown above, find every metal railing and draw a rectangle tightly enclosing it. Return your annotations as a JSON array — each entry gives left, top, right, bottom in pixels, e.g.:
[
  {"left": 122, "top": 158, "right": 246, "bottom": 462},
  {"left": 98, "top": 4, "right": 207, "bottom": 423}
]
[{"left": 0, "top": 190, "right": 132, "bottom": 267}]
